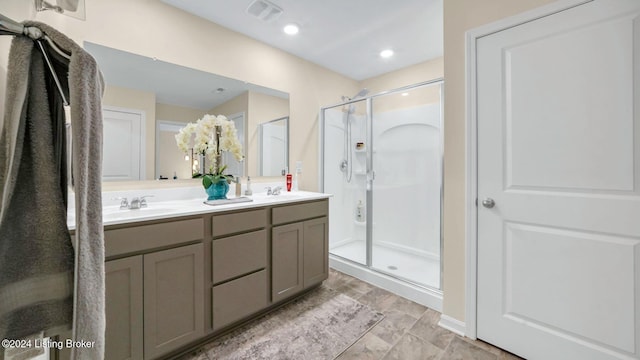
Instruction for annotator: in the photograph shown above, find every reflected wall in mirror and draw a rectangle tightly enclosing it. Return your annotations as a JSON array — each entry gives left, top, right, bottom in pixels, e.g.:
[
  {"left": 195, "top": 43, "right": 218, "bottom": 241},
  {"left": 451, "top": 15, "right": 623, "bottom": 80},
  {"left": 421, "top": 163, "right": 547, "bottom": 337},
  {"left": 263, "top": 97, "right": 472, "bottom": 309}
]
[
  {"left": 85, "top": 42, "right": 290, "bottom": 182},
  {"left": 259, "top": 117, "right": 289, "bottom": 176}
]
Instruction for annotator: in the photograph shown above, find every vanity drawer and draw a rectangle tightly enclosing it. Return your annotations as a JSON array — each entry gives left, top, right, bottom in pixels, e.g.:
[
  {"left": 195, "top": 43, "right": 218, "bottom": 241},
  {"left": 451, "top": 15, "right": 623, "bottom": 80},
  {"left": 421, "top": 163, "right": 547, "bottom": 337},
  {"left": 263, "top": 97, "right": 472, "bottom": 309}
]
[
  {"left": 272, "top": 200, "right": 328, "bottom": 225},
  {"left": 212, "top": 270, "right": 267, "bottom": 330},
  {"left": 211, "top": 209, "right": 267, "bottom": 237},
  {"left": 105, "top": 218, "right": 204, "bottom": 257},
  {"left": 212, "top": 230, "right": 267, "bottom": 284}
]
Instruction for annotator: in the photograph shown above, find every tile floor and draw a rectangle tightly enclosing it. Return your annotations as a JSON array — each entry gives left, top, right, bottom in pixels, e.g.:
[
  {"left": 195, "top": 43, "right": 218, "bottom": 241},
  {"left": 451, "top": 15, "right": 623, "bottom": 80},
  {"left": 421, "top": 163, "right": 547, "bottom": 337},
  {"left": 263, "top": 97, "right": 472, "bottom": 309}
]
[
  {"left": 186, "top": 268, "right": 524, "bottom": 360},
  {"left": 326, "top": 269, "right": 523, "bottom": 360}
]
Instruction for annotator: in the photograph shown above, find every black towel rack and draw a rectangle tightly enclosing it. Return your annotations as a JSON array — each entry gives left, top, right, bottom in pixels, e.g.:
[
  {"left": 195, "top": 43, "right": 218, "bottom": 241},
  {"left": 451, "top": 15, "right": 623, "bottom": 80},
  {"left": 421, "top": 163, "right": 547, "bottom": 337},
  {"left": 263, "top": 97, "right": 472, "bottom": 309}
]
[{"left": 0, "top": 13, "right": 70, "bottom": 106}]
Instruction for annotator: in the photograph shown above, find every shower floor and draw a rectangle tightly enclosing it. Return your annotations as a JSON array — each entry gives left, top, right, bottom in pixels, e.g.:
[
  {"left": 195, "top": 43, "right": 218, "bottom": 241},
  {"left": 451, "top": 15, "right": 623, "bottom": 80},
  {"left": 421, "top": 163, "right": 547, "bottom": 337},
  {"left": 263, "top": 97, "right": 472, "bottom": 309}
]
[{"left": 330, "top": 240, "right": 440, "bottom": 289}]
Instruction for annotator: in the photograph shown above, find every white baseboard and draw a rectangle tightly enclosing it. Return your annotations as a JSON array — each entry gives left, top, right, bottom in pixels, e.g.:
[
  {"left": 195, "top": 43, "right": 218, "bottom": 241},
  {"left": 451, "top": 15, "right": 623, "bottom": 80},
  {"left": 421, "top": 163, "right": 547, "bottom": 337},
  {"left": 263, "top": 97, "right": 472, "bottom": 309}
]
[{"left": 438, "top": 314, "right": 466, "bottom": 337}]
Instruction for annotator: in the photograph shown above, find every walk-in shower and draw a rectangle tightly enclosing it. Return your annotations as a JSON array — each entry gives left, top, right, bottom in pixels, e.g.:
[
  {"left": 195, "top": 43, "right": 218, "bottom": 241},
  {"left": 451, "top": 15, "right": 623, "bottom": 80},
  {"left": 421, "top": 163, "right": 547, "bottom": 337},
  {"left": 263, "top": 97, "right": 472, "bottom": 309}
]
[{"left": 321, "top": 80, "right": 443, "bottom": 309}]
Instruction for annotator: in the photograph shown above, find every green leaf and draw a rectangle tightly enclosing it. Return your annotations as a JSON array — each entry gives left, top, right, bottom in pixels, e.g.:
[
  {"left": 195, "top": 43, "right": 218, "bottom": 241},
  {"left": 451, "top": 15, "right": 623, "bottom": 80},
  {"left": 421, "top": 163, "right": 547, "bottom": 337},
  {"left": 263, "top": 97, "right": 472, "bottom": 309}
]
[{"left": 202, "top": 174, "right": 213, "bottom": 189}]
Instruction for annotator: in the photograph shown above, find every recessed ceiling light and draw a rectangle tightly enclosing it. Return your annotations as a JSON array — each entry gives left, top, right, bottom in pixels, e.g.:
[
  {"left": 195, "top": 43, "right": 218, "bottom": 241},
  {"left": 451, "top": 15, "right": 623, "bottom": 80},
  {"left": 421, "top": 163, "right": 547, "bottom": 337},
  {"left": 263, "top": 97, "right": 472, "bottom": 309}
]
[
  {"left": 380, "top": 49, "right": 394, "bottom": 58},
  {"left": 283, "top": 24, "right": 299, "bottom": 35},
  {"left": 401, "top": 92, "right": 409, "bottom": 97}
]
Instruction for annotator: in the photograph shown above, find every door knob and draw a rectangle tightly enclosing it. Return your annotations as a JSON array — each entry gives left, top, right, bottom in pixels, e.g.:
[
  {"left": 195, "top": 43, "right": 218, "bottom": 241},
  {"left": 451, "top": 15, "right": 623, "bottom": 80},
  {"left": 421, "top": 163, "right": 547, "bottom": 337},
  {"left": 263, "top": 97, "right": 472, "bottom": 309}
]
[{"left": 482, "top": 198, "right": 495, "bottom": 208}]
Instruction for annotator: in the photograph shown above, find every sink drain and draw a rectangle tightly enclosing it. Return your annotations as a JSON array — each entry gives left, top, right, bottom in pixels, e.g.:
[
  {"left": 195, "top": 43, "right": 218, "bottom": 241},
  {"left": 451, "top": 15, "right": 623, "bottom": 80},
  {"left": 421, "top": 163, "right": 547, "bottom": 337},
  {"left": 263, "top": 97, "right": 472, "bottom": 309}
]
[{"left": 387, "top": 265, "right": 398, "bottom": 271}]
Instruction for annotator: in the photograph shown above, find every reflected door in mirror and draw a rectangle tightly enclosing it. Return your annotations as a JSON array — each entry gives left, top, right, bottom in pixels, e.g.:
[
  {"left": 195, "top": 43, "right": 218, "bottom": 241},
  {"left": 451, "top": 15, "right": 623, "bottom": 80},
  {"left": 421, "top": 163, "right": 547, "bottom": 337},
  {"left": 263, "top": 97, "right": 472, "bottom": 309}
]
[
  {"left": 259, "top": 117, "right": 288, "bottom": 176},
  {"left": 103, "top": 108, "right": 144, "bottom": 181}
]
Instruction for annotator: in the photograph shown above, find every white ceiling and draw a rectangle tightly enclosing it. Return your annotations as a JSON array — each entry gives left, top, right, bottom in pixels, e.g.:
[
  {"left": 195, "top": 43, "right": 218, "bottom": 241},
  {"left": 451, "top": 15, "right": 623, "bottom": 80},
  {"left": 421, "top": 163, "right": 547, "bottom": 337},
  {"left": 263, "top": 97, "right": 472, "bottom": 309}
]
[{"left": 160, "top": 0, "right": 443, "bottom": 81}]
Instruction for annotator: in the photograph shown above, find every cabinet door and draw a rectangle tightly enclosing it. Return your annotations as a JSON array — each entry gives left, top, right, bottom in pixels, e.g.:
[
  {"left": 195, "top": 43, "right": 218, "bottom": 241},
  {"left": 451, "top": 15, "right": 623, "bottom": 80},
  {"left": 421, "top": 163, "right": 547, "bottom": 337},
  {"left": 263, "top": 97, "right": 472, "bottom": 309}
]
[
  {"left": 303, "top": 217, "right": 328, "bottom": 288},
  {"left": 144, "top": 243, "right": 204, "bottom": 359},
  {"left": 105, "top": 256, "right": 144, "bottom": 360},
  {"left": 271, "top": 222, "right": 304, "bottom": 303}
]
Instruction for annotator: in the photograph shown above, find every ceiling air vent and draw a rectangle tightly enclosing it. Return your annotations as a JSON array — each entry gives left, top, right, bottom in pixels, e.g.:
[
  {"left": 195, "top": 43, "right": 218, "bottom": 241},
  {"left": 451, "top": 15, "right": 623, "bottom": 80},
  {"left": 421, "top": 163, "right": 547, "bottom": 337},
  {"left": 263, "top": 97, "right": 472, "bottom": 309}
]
[{"left": 246, "top": 0, "right": 283, "bottom": 23}]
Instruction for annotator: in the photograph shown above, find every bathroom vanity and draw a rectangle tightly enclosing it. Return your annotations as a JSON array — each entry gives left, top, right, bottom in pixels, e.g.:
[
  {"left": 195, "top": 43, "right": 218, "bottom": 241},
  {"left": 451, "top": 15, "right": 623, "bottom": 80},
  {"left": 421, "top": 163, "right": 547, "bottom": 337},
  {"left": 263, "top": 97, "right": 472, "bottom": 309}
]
[{"left": 57, "top": 192, "right": 329, "bottom": 360}]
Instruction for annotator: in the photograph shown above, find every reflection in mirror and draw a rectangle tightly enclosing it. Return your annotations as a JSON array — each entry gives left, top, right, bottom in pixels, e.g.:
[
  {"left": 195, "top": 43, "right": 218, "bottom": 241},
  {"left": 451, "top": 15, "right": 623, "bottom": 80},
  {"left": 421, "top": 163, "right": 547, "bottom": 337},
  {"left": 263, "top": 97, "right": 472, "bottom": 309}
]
[
  {"left": 259, "top": 117, "right": 289, "bottom": 176},
  {"left": 84, "top": 42, "right": 289, "bottom": 181}
]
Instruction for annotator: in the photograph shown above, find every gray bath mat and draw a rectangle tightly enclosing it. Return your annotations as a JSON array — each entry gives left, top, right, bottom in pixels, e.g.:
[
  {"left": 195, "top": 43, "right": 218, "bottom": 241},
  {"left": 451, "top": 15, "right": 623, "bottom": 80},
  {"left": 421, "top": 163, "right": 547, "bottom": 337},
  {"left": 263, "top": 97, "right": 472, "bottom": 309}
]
[{"left": 203, "top": 287, "right": 383, "bottom": 360}]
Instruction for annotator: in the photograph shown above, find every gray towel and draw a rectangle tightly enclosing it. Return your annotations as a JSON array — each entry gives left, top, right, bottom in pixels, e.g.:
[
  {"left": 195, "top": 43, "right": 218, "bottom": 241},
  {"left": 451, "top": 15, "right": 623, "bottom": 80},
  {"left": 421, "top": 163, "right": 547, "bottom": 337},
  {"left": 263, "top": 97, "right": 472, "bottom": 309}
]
[
  {"left": 0, "top": 35, "right": 74, "bottom": 341},
  {"left": 0, "top": 21, "right": 105, "bottom": 359}
]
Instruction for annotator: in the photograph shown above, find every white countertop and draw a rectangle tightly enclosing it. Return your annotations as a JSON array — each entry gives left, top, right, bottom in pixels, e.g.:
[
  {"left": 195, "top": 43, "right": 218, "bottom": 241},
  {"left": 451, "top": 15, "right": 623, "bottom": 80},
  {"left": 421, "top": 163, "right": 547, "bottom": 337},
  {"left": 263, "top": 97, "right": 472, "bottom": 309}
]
[{"left": 67, "top": 191, "right": 331, "bottom": 230}]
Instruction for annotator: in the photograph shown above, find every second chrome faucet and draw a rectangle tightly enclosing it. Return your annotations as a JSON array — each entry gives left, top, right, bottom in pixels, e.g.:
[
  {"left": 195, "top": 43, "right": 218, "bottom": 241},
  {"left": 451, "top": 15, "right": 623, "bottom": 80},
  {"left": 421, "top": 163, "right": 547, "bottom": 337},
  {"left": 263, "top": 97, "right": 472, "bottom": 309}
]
[
  {"left": 116, "top": 195, "right": 154, "bottom": 210},
  {"left": 264, "top": 186, "right": 283, "bottom": 196}
]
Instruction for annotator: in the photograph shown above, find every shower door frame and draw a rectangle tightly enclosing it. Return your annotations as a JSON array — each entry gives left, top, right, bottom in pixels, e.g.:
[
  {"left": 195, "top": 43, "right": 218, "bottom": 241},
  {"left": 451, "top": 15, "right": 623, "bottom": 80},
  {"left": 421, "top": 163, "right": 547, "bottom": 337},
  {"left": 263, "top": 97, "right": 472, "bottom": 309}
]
[{"left": 320, "top": 78, "right": 445, "bottom": 291}]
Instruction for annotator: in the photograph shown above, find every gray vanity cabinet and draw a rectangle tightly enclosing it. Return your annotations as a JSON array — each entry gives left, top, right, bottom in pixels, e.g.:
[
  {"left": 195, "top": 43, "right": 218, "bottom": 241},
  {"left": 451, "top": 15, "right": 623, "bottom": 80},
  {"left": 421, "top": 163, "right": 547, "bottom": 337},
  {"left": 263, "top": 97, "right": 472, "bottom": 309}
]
[
  {"left": 211, "top": 209, "right": 268, "bottom": 331},
  {"left": 104, "top": 244, "right": 204, "bottom": 360},
  {"left": 143, "top": 243, "right": 205, "bottom": 359},
  {"left": 102, "top": 218, "right": 205, "bottom": 360},
  {"left": 105, "top": 256, "right": 144, "bottom": 360},
  {"left": 272, "top": 200, "right": 329, "bottom": 303},
  {"left": 56, "top": 198, "right": 329, "bottom": 360}
]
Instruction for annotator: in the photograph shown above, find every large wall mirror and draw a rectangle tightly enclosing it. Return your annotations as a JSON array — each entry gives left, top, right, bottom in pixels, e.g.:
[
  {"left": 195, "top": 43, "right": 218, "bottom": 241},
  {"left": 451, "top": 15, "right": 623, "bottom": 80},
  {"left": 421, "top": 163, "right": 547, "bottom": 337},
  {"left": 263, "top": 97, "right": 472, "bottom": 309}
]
[{"left": 85, "top": 42, "right": 290, "bottom": 182}]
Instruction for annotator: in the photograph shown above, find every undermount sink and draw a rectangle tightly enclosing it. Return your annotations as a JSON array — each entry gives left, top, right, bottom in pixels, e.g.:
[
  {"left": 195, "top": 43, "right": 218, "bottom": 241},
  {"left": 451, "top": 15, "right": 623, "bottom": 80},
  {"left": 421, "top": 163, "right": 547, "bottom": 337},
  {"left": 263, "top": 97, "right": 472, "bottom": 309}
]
[
  {"left": 252, "top": 192, "right": 304, "bottom": 201},
  {"left": 102, "top": 206, "right": 179, "bottom": 220},
  {"left": 272, "top": 193, "right": 304, "bottom": 200}
]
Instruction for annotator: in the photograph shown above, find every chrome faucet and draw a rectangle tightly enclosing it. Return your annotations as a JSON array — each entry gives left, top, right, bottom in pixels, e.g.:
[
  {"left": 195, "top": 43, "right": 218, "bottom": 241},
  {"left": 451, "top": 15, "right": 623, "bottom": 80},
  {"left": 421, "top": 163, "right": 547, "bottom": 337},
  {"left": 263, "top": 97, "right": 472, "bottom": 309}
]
[
  {"left": 139, "top": 195, "right": 153, "bottom": 208},
  {"left": 116, "top": 197, "right": 129, "bottom": 210},
  {"left": 264, "top": 186, "right": 282, "bottom": 195},
  {"left": 114, "top": 195, "right": 154, "bottom": 210},
  {"left": 129, "top": 197, "right": 142, "bottom": 209}
]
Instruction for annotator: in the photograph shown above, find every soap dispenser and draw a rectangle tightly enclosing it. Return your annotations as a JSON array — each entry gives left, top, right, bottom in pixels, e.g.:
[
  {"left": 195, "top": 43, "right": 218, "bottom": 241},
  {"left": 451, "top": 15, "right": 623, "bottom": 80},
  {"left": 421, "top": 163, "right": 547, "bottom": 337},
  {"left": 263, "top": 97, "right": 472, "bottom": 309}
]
[
  {"left": 355, "top": 200, "right": 365, "bottom": 222},
  {"left": 245, "top": 176, "right": 252, "bottom": 196},
  {"left": 235, "top": 176, "right": 242, "bottom": 197}
]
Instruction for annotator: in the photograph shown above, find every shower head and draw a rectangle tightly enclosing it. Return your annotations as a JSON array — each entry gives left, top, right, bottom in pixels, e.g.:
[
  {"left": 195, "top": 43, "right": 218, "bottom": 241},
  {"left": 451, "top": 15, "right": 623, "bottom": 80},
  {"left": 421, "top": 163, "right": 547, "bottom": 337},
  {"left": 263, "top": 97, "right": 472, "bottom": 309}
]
[
  {"left": 341, "top": 88, "right": 370, "bottom": 102},
  {"left": 353, "top": 88, "right": 369, "bottom": 99}
]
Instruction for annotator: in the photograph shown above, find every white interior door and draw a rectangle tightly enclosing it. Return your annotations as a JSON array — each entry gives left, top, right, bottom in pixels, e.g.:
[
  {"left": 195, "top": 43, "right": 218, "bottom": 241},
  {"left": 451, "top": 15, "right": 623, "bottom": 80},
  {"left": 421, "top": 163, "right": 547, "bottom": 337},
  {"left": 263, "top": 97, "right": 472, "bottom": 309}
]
[
  {"left": 477, "top": 1, "right": 640, "bottom": 359},
  {"left": 102, "top": 108, "right": 143, "bottom": 181},
  {"left": 261, "top": 122, "right": 286, "bottom": 176}
]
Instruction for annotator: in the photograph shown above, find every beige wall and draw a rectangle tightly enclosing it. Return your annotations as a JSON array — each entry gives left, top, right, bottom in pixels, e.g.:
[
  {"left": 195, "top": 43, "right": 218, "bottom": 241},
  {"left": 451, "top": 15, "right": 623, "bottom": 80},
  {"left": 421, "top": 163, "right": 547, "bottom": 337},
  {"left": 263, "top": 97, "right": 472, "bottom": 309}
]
[
  {"left": 102, "top": 85, "right": 156, "bottom": 180},
  {"left": 156, "top": 103, "right": 207, "bottom": 124},
  {"left": 26, "top": 0, "right": 360, "bottom": 191},
  {"left": 442, "top": 0, "right": 556, "bottom": 322},
  {"left": 360, "top": 57, "right": 444, "bottom": 94},
  {"left": 2, "top": 0, "right": 565, "bottom": 327},
  {"left": 360, "top": 57, "right": 444, "bottom": 114},
  {"left": 209, "top": 92, "right": 249, "bottom": 120}
]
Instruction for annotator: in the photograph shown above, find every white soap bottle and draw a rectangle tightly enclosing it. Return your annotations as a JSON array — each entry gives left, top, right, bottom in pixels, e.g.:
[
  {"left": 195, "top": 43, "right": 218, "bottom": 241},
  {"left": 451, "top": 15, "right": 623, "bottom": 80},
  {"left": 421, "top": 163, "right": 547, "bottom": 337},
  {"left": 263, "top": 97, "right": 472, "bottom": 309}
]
[{"left": 245, "top": 176, "right": 253, "bottom": 196}]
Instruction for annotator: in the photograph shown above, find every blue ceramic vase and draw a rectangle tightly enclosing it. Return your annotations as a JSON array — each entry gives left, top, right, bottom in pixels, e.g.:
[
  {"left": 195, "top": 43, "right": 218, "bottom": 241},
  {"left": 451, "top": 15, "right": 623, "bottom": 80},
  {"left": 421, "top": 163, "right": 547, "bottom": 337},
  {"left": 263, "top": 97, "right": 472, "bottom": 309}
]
[{"left": 205, "top": 179, "right": 229, "bottom": 200}]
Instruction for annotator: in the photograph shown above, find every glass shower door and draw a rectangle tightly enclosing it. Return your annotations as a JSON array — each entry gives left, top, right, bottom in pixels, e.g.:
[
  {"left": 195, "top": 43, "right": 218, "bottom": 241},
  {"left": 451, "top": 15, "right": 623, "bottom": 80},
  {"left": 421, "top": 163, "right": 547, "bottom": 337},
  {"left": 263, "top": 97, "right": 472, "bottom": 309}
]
[
  {"left": 322, "top": 99, "right": 369, "bottom": 265},
  {"left": 369, "top": 83, "right": 443, "bottom": 289}
]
